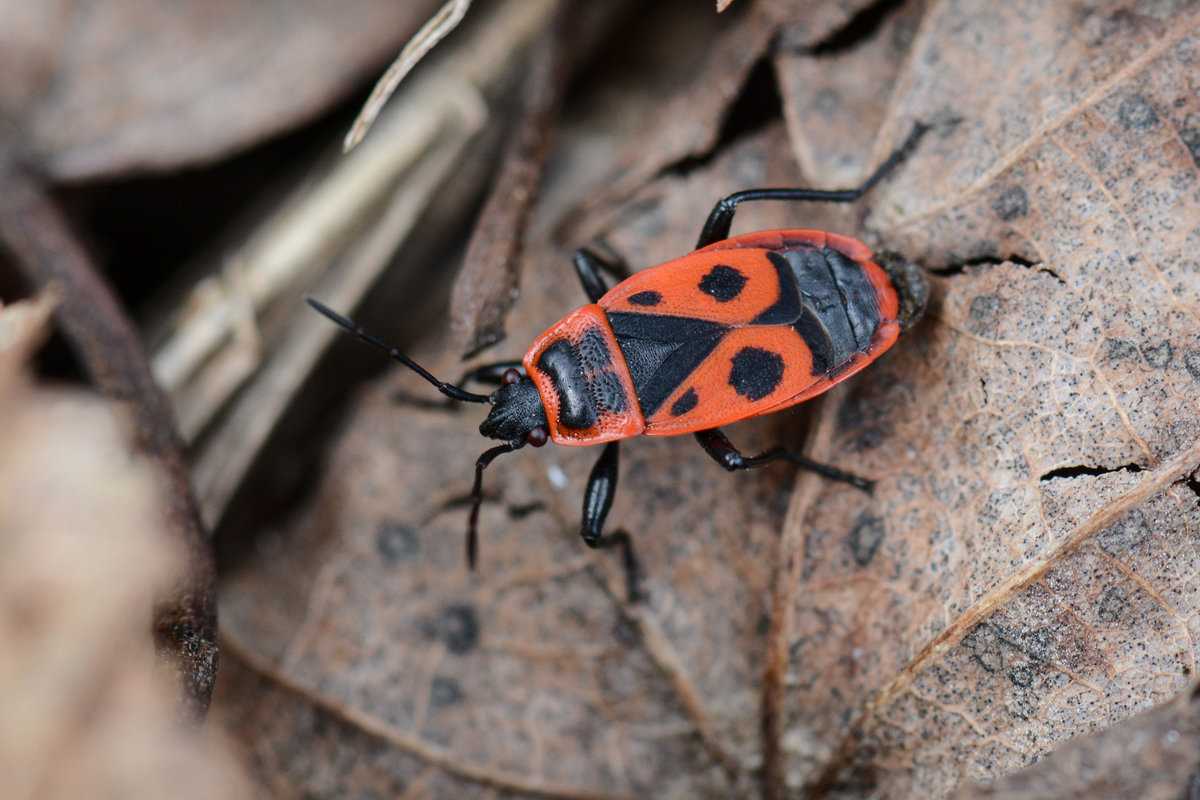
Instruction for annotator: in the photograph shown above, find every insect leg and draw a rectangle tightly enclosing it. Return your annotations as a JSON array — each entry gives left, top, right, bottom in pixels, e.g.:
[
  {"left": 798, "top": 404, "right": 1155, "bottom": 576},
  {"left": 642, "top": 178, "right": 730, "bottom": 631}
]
[
  {"left": 573, "top": 246, "right": 631, "bottom": 303},
  {"left": 580, "top": 441, "right": 641, "bottom": 602},
  {"left": 693, "top": 428, "right": 874, "bottom": 494},
  {"left": 694, "top": 122, "right": 930, "bottom": 249}
]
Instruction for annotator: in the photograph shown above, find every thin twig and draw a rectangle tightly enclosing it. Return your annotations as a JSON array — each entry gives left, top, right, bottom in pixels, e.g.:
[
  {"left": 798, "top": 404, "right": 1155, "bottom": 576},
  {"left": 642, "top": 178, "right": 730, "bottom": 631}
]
[
  {"left": 450, "top": 1, "right": 566, "bottom": 357},
  {"left": 0, "top": 164, "right": 217, "bottom": 719},
  {"left": 344, "top": 0, "right": 474, "bottom": 152}
]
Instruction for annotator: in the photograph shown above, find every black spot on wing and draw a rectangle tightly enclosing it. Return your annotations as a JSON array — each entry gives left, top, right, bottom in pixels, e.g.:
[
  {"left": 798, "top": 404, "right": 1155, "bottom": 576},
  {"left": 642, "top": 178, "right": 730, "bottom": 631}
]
[
  {"left": 729, "top": 347, "right": 784, "bottom": 401},
  {"left": 699, "top": 264, "right": 747, "bottom": 302},
  {"left": 628, "top": 290, "right": 662, "bottom": 306},
  {"left": 670, "top": 388, "right": 699, "bottom": 417}
]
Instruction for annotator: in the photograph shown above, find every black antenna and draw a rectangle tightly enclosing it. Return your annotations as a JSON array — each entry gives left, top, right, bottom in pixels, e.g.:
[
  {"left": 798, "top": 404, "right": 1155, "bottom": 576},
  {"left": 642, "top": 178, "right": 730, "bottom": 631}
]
[{"left": 307, "top": 298, "right": 490, "bottom": 403}]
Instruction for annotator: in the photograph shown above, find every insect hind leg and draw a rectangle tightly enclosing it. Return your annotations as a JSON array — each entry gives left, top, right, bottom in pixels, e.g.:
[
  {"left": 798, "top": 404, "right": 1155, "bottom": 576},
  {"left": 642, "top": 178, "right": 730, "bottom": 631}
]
[
  {"left": 694, "top": 122, "right": 930, "bottom": 249},
  {"left": 694, "top": 428, "right": 874, "bottom": 493}
]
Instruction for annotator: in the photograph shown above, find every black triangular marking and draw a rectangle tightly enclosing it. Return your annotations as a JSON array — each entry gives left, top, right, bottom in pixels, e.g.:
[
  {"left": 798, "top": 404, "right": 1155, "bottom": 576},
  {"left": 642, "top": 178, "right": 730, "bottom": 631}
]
[{"left": 607, "top": 312, "right": 729, "bottom": 417}]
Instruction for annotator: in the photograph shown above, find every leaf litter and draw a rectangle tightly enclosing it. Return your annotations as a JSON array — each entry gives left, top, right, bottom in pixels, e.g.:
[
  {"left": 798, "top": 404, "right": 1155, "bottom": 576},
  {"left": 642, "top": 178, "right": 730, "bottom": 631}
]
[{"left": 217, "top": 1, "right": 1200, "bottom": 798}]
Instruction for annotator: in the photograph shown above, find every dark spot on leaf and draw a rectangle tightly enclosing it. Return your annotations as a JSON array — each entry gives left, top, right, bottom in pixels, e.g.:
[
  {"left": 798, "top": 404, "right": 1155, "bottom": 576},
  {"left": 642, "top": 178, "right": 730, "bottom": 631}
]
[
  {"left": 1097, "top": 509, "right": 1150, "bottom": 556},
  {"left": 1104, "top": 338, "right": 1140, "bottom": 362},
  {"left": 963, "top": 625, "right": 1003, "bottom": 673},
  {"left": 1097, "top": 585, "right": 1127, "bottom": 623},
  {"left": 1008, "top": 665, "right": 1035, "bottom": 688},
  {"left": 430, "top": 675, "right": 464, "bottom": 709},
  {"left": 967, "top": 294, "right": 1001, "bottom": 336},
  {"left": 991, "top": 185, "right": 1028, "bottom": 221},
  {"left": 1117, "top": 94, "right": 1159, "bottom": 130},
  {"left": 628, "top": 290, "right": 662, "bottom": 307},
  {"left": 613, "top": 614, "right": 640, "bottom": 647},
  {"left": 699, "top": 264, "right": 748, "bottom": 302},
  {"left": 1181, "top": 128, "right": 1200, "bottom": 168},
  {"left": 1185, "top": 350, "right": 1200, "bottom": 382},
  {"left": 1142, "top": 340, "right": 1172, "bottom": 369},
  {"left": 376, "top": 521, "right": 419, "bottom": 563},
  {"left": 423, "top": 604, "right": 480, "bottom": 655},
  {"left": 670, "top": 388, "right": 699, "bottom": 416},
  {"left": 848, "top": 513, "right": 885, "bottom": 566},
  {"left": 728, "top": 347, "right": 784, "bottom": 400}
]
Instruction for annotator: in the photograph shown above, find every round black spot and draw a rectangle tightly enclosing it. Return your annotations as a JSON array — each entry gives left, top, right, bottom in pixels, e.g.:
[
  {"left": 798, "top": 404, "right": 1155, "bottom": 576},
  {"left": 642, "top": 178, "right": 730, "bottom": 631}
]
[
  {"left": 699, "top": 264, "right": 748, "bottom": 302},
  {"left": 628, "top": 291, "right": 662, "bottom": 306},
  {"left": 430, "top": 675, "right": 464, "bottom": 709},
  {"left": 1117, "top": 94, "right": 1159, "bottom": 131},
  {"left": 991, "top": 185, "right": 1028, "bottom": 221},
  {"left": 848, "top": 513, "right": 885, "bottom": 566},
  {"left": 376, "top": 521, "right": 419, "bottom": 563},
  {"left": 593, "top": 371, "right": 627, "bottom": 413},
  {"left": 728, "top": 347, "right": 784, "bottom": 400},
  {"left": 1184, "top": 350, "right": 1200, "bottom": 382},
  {"left": 670, "top": 388, "right": 699, "bottom": 416},
  {"left": 424, "top": 604, "right": 479, "bottom": 655},
  {"left": 578, "top": 328, "right": 612, "bottom": 371}
]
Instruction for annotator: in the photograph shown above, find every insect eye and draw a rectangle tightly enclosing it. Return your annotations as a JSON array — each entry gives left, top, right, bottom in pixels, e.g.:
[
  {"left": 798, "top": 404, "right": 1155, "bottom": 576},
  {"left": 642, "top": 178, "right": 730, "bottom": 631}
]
[
  {"left": 502, "top": 369, "right": 522, "bottom": 385},
  {"left": 525, "top": 426, "right": 548, "bottom": 447}
]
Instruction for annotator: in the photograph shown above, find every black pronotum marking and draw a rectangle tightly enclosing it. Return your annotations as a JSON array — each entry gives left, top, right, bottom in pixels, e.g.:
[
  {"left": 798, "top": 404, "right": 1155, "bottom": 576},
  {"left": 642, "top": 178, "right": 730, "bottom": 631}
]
[
  {"left": 728, "top": 347, "right": 784, "bottom": 400},
  {"left": 699, "top": 264, "right": 747, "bottom": 302},
  {"left": 593, "top": 371, "right": 628, "bottom": 413},
  {"left": 628, "top": 290, "right": 662, "bottom": 306},
  {"left": 578, "top": 327, "right": 612, "bottom": 371},
  {"left": 538, "top": 340, "right": 597, "bottom": 428},
  {"left": 670, "top": 388, "right": 699, "bottom": 416}
]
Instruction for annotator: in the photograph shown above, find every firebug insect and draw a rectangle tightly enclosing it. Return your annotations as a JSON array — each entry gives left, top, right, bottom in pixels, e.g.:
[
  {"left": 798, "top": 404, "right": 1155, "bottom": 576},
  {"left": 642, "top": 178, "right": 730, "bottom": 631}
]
[{"left": 309, "top": 123, "right": 931, "bottom": 601}]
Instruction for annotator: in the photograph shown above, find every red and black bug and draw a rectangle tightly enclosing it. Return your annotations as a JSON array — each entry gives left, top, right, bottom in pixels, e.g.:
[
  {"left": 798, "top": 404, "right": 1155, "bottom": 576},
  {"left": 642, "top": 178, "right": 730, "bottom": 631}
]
[{"left": 309, "top": 124, "right": 930, "bottom": 601}]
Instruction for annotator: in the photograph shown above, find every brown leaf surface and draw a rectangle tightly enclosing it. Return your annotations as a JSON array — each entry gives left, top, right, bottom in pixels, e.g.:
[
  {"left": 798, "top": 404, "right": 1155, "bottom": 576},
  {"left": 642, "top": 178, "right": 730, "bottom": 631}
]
[
  {"left": 0, "top": 297, "right": 252, "bottom": 799},
  {"left": 954, "top": 682, "right": 1200, "bottom": 799},
  {"left": 0, "top": 0, "right": 441, "bottom": 179},
  {"left": 218, "top": 1, "right": 1200, "bottom": 798},
  {"left": 771, "top": 1, "right": 1200, "bottom": 796}
]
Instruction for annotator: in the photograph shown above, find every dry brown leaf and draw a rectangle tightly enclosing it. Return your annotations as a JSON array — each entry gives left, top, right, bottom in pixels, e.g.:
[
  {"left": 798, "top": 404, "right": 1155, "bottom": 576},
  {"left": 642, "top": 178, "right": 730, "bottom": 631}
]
[
  {"left": 0, "top": 297, "right": 252, "bottom": 800},
  {"left": 219, "top": 0, "right": 1200, "bottom": 797},
  {"left": 0, "top": 0, "right": 442, "bottom": 179},
  {"left": 955, "top": 682, "right": 1200, "bottom": 799}
]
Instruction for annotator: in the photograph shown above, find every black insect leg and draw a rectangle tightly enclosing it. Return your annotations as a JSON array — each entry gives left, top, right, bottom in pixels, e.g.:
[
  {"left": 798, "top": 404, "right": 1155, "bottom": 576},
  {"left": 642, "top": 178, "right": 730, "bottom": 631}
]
[
  {"left": 455, "top": 360, "right": 524, "bottom": 387},
  {"left": 573, "top": 246, "right": 631, "bottom": 303},
  {"left": 580, "top": 441, "right": 642, "bottom": 602},
  {"left": 694, "top": 122, "right": 930, "bottom": 248},
  {"left": 467, "top": 442, "right": 519, "bottom": 570},
  {"left": 694, "top": 428, "right": 874, "bottom": 493}
]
